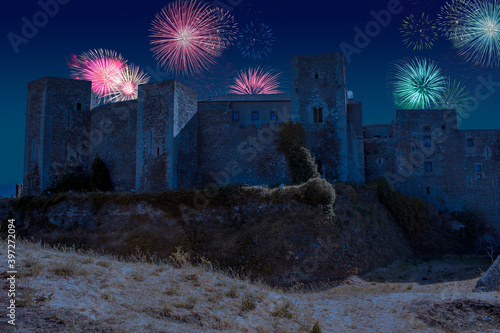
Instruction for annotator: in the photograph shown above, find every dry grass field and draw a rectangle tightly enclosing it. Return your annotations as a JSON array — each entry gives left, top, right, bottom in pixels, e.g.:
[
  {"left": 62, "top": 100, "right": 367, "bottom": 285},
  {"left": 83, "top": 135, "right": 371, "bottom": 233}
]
[{"left": 1, "top": 239, "right": 499, "bottom": 333}]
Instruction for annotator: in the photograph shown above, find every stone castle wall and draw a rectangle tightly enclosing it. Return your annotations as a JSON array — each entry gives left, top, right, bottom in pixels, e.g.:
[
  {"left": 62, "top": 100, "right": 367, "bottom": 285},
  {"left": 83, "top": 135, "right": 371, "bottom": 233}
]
[
  {"left": 91, "top": 100, "right": 137, "bottom": 192},
  {"left": 24, "top": 77, "right": 91, "bottom": 195},
  {"left": 364, "top": 109, "right": 500, "bottom": 232},
  {"left": 23, "top": 53, "right": 500, "bottom": 236},
  {"left": 291, "top": 53, "right": 350, "bottom": 183},
  {"left": 196, "top": 100, "right": 292, "bottom": 189}
]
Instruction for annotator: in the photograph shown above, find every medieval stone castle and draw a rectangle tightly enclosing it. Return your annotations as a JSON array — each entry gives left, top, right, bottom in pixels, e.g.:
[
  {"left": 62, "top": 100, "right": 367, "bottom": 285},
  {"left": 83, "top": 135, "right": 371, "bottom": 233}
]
[{"left": 23, "top": 53, "right": 500, "bottom": 232}]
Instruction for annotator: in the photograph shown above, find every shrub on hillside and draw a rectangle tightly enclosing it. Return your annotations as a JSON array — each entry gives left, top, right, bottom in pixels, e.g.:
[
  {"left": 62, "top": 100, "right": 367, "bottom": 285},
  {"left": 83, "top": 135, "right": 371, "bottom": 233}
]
[
  {"left": 48, "top": 167, "right": 91, "bottom": 193},
  {"left": 369, "top": 177, "right": 429, "bottom": 235},
  {"left": 298, "top": 178, "right": 336, "bottom": 213},
  {"left": 90, "top": 155, "right": 113, "bottom": 192},
  {"left": 278, "top": 121, "right": 320, "bottom": 184},
  {"left": 451, "top": 210, "right": 489, "bottom": 248}
]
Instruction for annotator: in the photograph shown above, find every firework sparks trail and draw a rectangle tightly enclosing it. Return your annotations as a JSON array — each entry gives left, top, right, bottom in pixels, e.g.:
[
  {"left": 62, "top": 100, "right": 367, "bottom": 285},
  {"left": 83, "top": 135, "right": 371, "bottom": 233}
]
[{"left": 229, "top": 66, "right": 282, "bottom": 95}]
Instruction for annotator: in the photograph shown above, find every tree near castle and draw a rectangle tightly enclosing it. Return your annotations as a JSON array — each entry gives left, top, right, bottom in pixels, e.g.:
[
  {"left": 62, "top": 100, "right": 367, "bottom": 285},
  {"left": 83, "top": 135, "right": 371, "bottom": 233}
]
[{"left": 90, "top": 155, "right": 113, "bottom": 192}]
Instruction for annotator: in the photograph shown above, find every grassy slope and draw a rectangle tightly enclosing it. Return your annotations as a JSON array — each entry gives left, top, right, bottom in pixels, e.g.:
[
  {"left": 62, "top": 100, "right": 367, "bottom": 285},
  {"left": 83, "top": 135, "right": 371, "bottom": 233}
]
[{"left": 2, "top": 239, "right": 499, "bottom": 333}]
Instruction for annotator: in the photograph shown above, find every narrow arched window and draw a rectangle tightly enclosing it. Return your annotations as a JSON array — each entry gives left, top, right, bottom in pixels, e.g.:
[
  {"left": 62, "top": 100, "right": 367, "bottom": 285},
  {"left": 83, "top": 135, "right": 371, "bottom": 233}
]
[
  {"left": 318, "top": 108, "right": 323, "bottom": 123},
  {"left": 76, "top": 103, "right": 82, "bottom": 110},
  {"left": 313, "top": 108, "right": 318, "bottom": 123}
]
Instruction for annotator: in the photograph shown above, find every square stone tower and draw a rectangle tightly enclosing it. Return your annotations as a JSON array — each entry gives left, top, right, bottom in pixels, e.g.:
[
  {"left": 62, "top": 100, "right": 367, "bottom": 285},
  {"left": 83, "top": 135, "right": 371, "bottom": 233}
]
[
  {"left": 23, "top": 77, "right": 92, "bottom": 195},
  {"left": 291, "top": 53, "right": 349, "bottom": 182},
  {"left": 136, "top": 80, "right": 197, "bottom": 192}
]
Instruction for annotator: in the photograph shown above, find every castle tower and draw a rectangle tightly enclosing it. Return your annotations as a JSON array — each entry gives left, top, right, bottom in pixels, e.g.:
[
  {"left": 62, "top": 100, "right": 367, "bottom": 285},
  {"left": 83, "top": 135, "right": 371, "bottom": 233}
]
[
  {"left": 23, "top": 77, "right": 92, "bottom": 195},
  {"left": 291, "top": 53, "right": 349, "bottom": 182},
  {"left": 136, "top": 80, "right": 197, "bottom": 192}
]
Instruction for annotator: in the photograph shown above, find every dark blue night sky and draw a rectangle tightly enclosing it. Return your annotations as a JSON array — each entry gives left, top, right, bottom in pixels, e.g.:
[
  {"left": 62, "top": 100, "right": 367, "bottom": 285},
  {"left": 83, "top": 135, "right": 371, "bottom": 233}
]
[{"left": 1, "top": 0, "right": 499, "bottom": 195}]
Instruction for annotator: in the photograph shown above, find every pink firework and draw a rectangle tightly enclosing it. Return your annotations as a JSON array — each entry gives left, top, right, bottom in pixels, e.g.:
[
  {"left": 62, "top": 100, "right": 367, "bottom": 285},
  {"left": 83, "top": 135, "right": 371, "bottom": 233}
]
[
  {"left": 70, "top": 49, "right": 126, "bottom": 97},
  {"left": 150, "top": 0, "right": 235, "bottom": 75},
  {"left": 107, "top": 64, "right": 151, "bottom": 103},
  {"left": 229, "top": 66, "right": 282, "bottom": 95}
]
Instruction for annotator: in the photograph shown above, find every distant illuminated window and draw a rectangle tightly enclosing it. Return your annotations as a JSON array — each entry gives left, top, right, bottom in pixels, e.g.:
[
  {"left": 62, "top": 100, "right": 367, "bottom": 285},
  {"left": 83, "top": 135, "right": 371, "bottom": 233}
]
[
  {"left": 467, "top": 138, "right": 474, "bottom": 147},
  {"left": 475, "top": 164, "right": 482, "bottom": 172},
  {"left": 477, "top": 174, "right": 482, "bottom": 180},
  {"left": 424, "top": 162, "right": 433, "bottom": 172},
  {"left": 271, "top": 111, "right": 277, "bottom": 120},
  {"left": 423, "top": 136, "right": 431, "bottom": 147},
  {"left": 232, "top": 112, "right": 239, "bottom": 121},
  {"left": 252, "top": 111, "right": 259, "bottom": 120}
]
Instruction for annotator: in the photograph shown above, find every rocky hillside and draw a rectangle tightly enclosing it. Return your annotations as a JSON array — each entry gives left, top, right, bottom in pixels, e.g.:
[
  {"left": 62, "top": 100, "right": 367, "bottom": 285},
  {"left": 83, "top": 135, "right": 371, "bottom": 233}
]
[{"left": 1, "top": 178, "right": 487, "bottom": 287}]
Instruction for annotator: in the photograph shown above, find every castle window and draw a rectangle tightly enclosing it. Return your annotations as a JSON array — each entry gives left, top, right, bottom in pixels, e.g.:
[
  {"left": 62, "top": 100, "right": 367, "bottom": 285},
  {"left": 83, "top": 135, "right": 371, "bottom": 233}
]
[
  {"left": 252, "top": 111, "right": 259, "bottom": 120},
  {"left": 270, "top": 111, "right": 277, "bottom": 120},
  {"left": 477, "top": 174, "right": 482, "bottom": 180},
  {"left": 374, "top": 135, "right": 381, "bottom": 139},
  {"left": 313, "top": 108, "right": 318, "bottom": 123},
  {"left": 423, "top": 125, "right": 430, "bottom": 132},
  {"left": 315, "top": 73, "right": 319, "bottom": 79},
  {"left": 475, "top": 164, "right": 482, "bottom": 172},
  {"left": 157, "top": 147, "right": 160, "bottom": 156},
  {"left": 318, "top": 108, "right": 323, "bottom": 123},
  {"left": 423, "top": 136, "right": 431, "bottom": 147},
  {"left": 424, "top": 162, "right": 433, "bottom": 172},
  {"left": 441, "top": 125, "right": 446, "bottom": 131},
  {"left": 232, "top": 112, "right": 239, "bottom": 121},
  {"left": 76, "top": 103, "right": 82, "bottom": 111},
  {"left": 467, "top": 138, "right": 474, "bottom": 146},
  {"left": 426, "top": 187, "right": 431, "bottom": 195}
]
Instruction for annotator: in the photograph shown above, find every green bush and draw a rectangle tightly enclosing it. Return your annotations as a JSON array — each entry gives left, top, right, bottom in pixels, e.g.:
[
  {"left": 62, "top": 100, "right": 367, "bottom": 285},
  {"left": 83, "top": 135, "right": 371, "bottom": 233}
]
[
  {"left": 369, "top": 177, "right": 429, "bottom": 235},
  {"left": 48, "top": 167, "right": 91, "bottom": 193},
  {"left": 90, "top": 155, "right": 113, "bottom": 192},
  {"left": 450, "top": 210, "right": 488, "bottom": 247},
  {"left": 278, "top": 121, "right": 320, "bottom": 184},
  {"left": 299, "top": 178, "right": 336, "bottom": 213}
]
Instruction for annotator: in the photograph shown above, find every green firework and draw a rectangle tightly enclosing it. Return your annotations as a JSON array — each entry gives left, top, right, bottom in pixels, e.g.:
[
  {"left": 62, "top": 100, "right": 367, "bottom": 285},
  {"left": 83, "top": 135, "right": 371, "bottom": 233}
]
[
  {"left": 435, "top": 78, "right": 474, "bottom": 120},
  {"left": 393, "top": 57, "right": 446, "bottom": 110}
]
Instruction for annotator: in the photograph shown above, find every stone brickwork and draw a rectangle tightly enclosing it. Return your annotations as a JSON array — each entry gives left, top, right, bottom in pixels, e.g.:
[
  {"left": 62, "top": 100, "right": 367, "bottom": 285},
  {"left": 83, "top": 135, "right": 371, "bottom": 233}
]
[
  {"left": 23, "top": 52, "right": 499, "bottom": 236},
  {"left": 91, "top": 100, "right": 137, "bottom": 192},
  {"left": 24, "top": 77, "right": 91, "bottom": 195},
  {"left": 364, "top": 109, "right": 500, "bottom": 233},
  {"left": 196, "top": 98, "right": 292, "bottom": 189},
  {"left": 291, "top": 53, "right": 350, "bottom": 182}
]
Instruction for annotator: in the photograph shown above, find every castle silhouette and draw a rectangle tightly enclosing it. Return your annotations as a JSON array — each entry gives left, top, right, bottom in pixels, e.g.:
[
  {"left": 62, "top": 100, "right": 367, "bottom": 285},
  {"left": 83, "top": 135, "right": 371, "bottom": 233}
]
[{"left": 23, "top": 53, "right": 500, "bottom": 232}]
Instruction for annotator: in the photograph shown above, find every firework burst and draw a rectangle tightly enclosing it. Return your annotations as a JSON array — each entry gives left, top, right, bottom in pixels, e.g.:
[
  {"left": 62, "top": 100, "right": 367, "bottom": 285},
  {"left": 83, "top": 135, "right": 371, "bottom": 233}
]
[
  {"left": 392, "top": 57, "right": 445, "bottom": 109},
  {"left": 439, "top": 0, "right": 500, "bottom": 67},
  {"left": 69, "top": 49, "right": 126, "bottom": 97},
  {"left": 150, "top": 0, "right": 236, "bottom": 75},
  {"left": 435, "top": 78, "right": 474, "bottom": 120},
  {"left": 236, "top": 21, "right": 275, "bottom": 59},
  {"left": 107, "top": 64, "right": 151, "bottom": 103},
  {"left": 229, "top": 66, "right": 282, "bottom": 95},
  {"left": 400, "top": 12, "right": 438, "bottom": 51}
]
